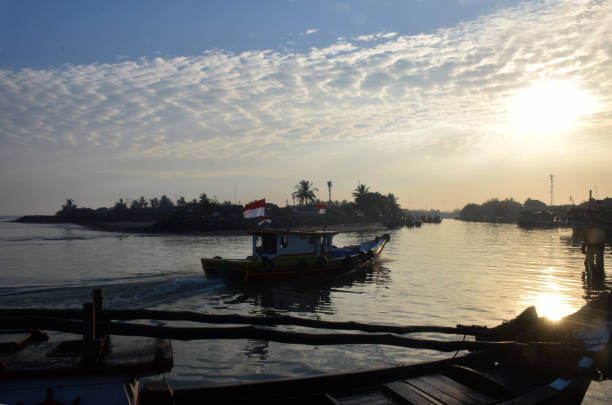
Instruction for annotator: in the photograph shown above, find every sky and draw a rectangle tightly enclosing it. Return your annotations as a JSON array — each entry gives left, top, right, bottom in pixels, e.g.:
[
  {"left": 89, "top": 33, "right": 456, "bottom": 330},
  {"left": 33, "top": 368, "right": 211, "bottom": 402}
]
[{"left": 0, "top": 0, "right": 610, "bottom": 214}]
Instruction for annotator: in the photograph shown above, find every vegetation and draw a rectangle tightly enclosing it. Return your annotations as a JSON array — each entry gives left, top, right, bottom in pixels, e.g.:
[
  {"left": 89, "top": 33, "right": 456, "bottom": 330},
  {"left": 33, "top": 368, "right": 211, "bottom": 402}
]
[
  {"left": 18, "top": 180, "right": 418, "bottom": 232},
  {"left": 459, "top": 198, "right": 524, "bottom": 222},
  {"left": 292, "top": 180, "right": 318, "bottom": 205},
  {"left": 352, "top": 184, "right": 402, "bottom": 218},
  {"left": 523, "top": 198, "right": 547, "bottom": 211}
]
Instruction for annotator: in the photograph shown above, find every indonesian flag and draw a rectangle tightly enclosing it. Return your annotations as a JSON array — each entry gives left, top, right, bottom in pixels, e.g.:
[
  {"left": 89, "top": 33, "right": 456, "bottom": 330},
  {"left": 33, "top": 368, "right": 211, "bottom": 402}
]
[
  {"left": 244, "top": 199, "right": 265, "bottom": 218},
  {"left": 317, "top": 204, "right": 326, "bottom": 214},
  {"left": 257, "top": 217, "right": 272, "bottom": 226}
]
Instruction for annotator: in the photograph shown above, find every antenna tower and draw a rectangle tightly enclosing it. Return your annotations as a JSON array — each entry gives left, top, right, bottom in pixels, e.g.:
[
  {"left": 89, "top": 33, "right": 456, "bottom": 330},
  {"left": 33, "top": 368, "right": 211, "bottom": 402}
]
[{"left": 549, "top": 174, "right": 554, "bottom": 206}]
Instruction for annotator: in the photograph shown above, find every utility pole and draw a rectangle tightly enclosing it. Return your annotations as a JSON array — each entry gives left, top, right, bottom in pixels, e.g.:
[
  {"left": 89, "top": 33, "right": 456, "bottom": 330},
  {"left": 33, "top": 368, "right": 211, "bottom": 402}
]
[{"left": 550, "top": 174, "right": 554, "bottom": 206}]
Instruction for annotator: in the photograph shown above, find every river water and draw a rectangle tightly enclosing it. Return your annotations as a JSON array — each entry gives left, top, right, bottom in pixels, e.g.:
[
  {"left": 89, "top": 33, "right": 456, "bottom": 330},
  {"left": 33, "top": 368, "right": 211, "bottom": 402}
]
[{"left": 1, "top": 217, "right": 610, "bottom": 403}]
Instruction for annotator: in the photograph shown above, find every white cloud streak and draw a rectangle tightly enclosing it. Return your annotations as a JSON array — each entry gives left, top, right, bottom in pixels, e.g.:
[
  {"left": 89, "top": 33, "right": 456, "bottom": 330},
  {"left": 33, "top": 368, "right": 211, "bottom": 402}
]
[
  {"left": 1, "top": 0, "right": 610, "bottom": 160},
  {"left": 0, "top": 0, "right": 610, "bottom": 211}
]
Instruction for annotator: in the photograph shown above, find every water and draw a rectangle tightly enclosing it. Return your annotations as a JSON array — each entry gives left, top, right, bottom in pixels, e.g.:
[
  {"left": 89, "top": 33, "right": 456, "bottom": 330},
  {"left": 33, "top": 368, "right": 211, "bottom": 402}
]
[{"left": 1, "top": 217, "right": 611, "bottom": 402}]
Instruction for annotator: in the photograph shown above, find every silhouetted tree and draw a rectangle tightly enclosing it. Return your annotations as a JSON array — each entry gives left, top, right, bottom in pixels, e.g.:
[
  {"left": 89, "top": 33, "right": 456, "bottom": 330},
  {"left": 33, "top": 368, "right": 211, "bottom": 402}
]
[
  {"left": 292, "top": 180, "right": 318, "bottom": 205},
  {"left": 149, "top": 197, "right": 159, "bottom": 209},
  {"left": 159, "top": 195, "right": 174, "bottom": 210},
  {"left": 524, "top": 198, "right": 547, "bottom": 211},
  {"left": 57, "top": 199, "right": 77, "bottom": 217},
  {"left": 327, "top": 180, "right": 332, "bottom": 203},
  {"left": 130, "top": 196, "right": 148, "bottom": 209},
  {"left": 459, "top": 198, "right": 522, "bottom": 222},
  {"left": 114, "top": 198, "right": 128, "bottom": 210},
  {"left": 352, "top": 184, "right": 370, "bottom": 200},
  {"left": 176, "top": 196, "right": 187, "bottom": 207}
]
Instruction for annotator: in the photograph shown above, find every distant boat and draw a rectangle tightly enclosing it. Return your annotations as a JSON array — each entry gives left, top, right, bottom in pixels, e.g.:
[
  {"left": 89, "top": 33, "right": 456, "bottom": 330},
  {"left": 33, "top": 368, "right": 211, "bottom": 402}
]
[
  {"left": 201, "top": 230, "right": 390, "bottom": 282},
  {"left": 517, "top": 210, "right": 559, "bottom": 228}
]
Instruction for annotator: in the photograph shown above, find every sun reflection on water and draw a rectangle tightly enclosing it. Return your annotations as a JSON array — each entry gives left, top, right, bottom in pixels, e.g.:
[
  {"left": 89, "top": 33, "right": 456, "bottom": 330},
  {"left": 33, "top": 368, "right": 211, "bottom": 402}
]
[
  {"left": 532, "top": 292, "right": 575, "bottom": 321},
  {"left": 520, "top": 267, "right": 581, "bottom": 321}
]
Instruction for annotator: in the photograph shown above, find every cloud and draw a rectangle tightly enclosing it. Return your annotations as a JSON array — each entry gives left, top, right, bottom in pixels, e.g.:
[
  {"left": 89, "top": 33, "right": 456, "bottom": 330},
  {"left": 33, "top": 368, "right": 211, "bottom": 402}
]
[
  {"left": 0, "top": 0, "right": 610, "bottom": 168},
  {"left": 302, "top": 28, "right": 318, "bottom": 35},
  {"left": 354, "top": 32, "right": 398, "bottom": 42}
]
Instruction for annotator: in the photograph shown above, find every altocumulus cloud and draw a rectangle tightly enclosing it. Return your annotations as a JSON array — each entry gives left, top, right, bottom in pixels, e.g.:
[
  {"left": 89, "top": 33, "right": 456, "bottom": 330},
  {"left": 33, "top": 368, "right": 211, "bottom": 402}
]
[{"left": 0, "top": 0, "right": 610, "bottom": 162}]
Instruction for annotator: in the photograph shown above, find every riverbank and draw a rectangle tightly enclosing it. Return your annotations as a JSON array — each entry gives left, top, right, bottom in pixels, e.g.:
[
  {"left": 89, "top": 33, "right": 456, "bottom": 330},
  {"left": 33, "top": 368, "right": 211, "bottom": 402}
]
[
  {"left": 2, "top": 219, "right": 610, "bottom": 404},
  {"left": 11, "top": 215, "right": 387, "bottom": 235}
]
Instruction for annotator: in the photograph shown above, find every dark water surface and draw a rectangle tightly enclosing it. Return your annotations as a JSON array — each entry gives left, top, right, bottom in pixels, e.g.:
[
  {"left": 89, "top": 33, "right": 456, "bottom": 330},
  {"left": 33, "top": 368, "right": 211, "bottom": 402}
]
[{"left": 1, "top": 218, "right": 610, "bottom": 402}]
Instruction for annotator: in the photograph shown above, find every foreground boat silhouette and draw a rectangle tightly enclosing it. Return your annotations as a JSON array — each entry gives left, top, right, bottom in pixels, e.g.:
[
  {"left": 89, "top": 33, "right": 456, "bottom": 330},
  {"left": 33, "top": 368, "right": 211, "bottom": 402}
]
[{"left": 1, "top": 291, "right": 611, "bottom": 404}]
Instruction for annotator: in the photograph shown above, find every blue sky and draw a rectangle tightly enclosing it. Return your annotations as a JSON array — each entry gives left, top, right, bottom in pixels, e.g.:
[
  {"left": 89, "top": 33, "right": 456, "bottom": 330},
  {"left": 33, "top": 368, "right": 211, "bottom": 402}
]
[
  {"left": 1, "top": 0, "right": 610, "bottom": 214},
  {"left": 1, "top": 1, "right": 521, "bottom": 69}
]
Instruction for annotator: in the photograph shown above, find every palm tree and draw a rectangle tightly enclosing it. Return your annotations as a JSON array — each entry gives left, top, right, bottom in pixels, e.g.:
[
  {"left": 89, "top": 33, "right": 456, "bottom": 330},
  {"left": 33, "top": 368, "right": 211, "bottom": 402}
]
[
  {"left": 327, "top": 181, "right": 332, "bottom": 203},
  {"left": 292, "top": 180, "right": 318, "bottom": 205},
  {"left": 352, "top": 184, "right": 370, "bottom": 200},
  {"left": 58, "top": 199, "right": 76, "bottom": 217},
  {"left": 62, "top": 198, "right": 76, "bottom": 211},
  {"left": 114, "top": 198, "right": 128, "bottom": 210}
]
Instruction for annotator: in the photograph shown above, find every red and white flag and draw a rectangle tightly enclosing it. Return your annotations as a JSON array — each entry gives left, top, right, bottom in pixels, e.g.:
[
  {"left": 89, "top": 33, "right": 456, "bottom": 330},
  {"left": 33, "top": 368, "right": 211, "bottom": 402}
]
[
  {"left": 257, "top": 217, "right": 272, "bottom": 226},
  {"left": 244, "top": 199, "right": 265, "bottom": 218},
  {"left": 317, "top": 204, "right": 326, "bottom": 215}
]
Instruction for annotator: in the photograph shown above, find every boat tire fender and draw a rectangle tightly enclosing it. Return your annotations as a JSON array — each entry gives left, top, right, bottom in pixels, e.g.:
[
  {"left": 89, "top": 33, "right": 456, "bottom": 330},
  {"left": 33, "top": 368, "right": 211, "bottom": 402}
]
[
  {"left": 359, "top": 250, "right": 367, "bottom": 262},
  {"left": 343, "top": 256, "right": 353, "bottom": 268},
  {"left": 262, "top": 257, "right": 275, "bottom": 271},
  {"left": 296, "top": 260, "right": 307, "bottom": 272},
  {"left": 317, "top": 255, "right": 328, "bottom": 267},
  {"left": 367, "top": 250, "right": 374, "bottom": 259}
]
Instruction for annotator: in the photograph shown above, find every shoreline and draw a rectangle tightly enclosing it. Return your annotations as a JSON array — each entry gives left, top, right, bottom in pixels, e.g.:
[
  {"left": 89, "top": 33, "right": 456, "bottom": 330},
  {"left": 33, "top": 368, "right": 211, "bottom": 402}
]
[
  {"left": 80, "top": 221, "right": 388, "bottom": 235},
  {"left": 11, "top": 216, "right": 388, "bottom": 235}
]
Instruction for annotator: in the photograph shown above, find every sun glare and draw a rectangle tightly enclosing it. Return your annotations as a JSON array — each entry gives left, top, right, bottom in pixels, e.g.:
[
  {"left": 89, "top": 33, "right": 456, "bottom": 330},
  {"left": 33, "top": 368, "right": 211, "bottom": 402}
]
[
  {"left": 508, "top": 81, "right": 597, "bottom": 134},
  {"left": 532, "top": 292, "right": 575, "bottom": 321}
]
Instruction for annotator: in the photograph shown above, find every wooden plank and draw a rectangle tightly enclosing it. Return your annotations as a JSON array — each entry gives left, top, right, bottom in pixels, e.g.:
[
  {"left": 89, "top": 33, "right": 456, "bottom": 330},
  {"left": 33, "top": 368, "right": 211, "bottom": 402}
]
[
  {"left": 385, "top": 380, "right": 442, "bottom": 405},
  {"left": 406, "top": 375, "right": 493, "bottom": 404},
  {"left": 495, "top": 386, "right": 559, "bottom": 404},
  {"left": 443, "top": 365, "right": 515, "bottom": 399},
  {"left": 333, "top": 391, "right": 390, "bottom": 405}
]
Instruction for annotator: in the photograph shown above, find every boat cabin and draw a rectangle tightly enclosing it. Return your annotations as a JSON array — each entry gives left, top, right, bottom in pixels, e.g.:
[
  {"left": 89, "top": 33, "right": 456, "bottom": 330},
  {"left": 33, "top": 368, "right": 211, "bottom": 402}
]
[{"left": 248, "top": 230, "right": 337, "bottom": 259}]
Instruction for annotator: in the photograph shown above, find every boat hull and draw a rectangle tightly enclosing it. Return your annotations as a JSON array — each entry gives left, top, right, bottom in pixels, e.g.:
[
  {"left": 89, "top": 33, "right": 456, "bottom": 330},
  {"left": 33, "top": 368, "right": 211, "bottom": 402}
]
[
  {"left": 202, "top": 234, "right": 390, "bottom": 282},
  {"left": 141, "top": 349, "right": 593, "bottom": 405}
]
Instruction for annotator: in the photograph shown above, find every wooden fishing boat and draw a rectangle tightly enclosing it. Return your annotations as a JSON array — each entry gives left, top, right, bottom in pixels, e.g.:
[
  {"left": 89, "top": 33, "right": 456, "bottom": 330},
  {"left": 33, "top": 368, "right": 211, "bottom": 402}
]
[
  {"left": 138, "top": 294, "right": 612, "bottom": 405},
  {"left": 0, "top": 291, "right": 173, "bottom": 405},
  {"left": 0, "top": 331, "right": 173, "bottom": 405},
  {"left": 2, "top": 291, "right": 610, "bottom": 404},
  {"left": 141, "top": 348, "right": 595, "bottom": 405},
  {"left": 201, "top": 230, "right": 390, "bottom": 282}
]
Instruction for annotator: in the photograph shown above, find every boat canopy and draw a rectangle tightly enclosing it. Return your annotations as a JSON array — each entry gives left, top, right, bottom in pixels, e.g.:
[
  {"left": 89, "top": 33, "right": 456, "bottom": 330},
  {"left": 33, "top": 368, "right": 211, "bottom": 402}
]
[{"left": 245, "top": 230, "right": 337, "bottom": 258}]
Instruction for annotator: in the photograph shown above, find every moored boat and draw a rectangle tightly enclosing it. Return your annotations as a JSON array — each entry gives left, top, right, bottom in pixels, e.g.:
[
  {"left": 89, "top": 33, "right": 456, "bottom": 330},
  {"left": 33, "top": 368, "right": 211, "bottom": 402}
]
[
  {"left": 0, "top": 290, "right": 173, "bottom": 405},
  {"left": 3, "top": 291, "right": 611, "bottom": 404},
  {"left": 142, "top": 348, "right": 595, "bottom": 405},
  {"left": 138, "top": 293, "right": 612, "bottom": 405},
  {"left": 201, "top": 230, "right": 390, "bottom": 282}
]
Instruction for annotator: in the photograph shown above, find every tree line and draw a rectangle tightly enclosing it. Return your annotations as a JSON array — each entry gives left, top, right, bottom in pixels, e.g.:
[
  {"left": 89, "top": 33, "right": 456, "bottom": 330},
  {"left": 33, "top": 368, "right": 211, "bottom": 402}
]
[
  {"left": 457, "top": 197, "right": 563, "bottom": 223},
  {"left": 55, "top": 180, "right": 403, "bottom": 222}
]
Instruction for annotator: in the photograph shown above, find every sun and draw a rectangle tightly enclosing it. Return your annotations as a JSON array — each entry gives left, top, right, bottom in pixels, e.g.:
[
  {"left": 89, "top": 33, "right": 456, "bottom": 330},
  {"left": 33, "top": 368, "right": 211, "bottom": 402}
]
[{"left": 508, "top": 81, "right": 597, "bottom": 134}]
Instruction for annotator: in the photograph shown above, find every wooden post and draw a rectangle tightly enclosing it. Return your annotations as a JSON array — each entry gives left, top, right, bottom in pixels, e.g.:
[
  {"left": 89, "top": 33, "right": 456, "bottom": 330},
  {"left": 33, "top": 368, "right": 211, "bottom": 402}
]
[
  {"left": 92, "top": 288, "right": 103, "bottom": 312},
  {"left": 92, "top": 288, "right": 105, "bottom": 338},
  {"left": 82, "top": 302, "right": 96, "bottom": 365}
]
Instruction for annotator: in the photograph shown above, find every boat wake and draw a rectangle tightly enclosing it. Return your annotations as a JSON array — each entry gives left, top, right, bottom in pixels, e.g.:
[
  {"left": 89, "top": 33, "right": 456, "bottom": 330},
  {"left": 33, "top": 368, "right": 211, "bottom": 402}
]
[{"left": 0, "top": 274, "right": 226, "bottom": 309}]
